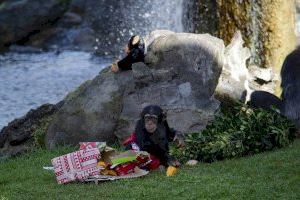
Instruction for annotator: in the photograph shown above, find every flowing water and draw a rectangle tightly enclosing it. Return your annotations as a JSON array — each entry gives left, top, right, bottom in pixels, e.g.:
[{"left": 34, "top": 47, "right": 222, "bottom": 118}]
[
  {"left": 0, "top": 0, "right": 184, "bottom": 129},
  {"left": 0, "top": 51, "right": 111, "bottom": 128}
]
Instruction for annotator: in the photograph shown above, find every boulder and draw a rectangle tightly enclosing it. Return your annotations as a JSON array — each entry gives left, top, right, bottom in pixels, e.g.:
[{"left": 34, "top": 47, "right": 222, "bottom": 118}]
[
  {"left": 45, "top": 31, "right": 225, "bottom": 148},
  {"left": 45, "top": 70, "right": 135, "bottom": 149},
  {"left": 0, "top": 103, "right": 62, "bottom": 158},
  {"left": 215, "top": 31, "right": 251, "bottom": 105},
  {"left": 247, "top": 64, "right": 278, "bottom": 94},
  {"left": 0, "top": 0, "right": 69, "bottom": 48}
]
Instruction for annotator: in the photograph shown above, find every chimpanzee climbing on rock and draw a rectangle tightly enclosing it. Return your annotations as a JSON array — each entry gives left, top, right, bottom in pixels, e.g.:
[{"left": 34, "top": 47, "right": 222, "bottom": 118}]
[{"left": 111, "top": 35, "right": 145, "bottom": 72}]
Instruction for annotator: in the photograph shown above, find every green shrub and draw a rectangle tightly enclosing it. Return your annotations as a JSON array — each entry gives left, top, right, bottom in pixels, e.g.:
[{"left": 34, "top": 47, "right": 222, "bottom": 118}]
[
  {"left": 0, "top": 2, "right": 6, "bottom": 10},
  {"left": 171, "top": 104, "right": 296, "bottom": 163},
  {"left": 33, "top": 117, "right": 53, "bottom": 148},
  {"left": 57, "top": 0, "right": 72, "bottom": 5}
]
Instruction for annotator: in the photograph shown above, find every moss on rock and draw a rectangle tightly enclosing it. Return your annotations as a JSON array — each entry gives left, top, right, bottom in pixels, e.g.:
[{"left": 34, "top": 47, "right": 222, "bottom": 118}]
[
  {"left": 64, "top": 80, "right": 92, "bottom": 102},
  {"left": 33, "top": 116, "right": 54, "bottom": 148},
  {"left": 0, "top": 2, "right": 6, "bottom": 10}
]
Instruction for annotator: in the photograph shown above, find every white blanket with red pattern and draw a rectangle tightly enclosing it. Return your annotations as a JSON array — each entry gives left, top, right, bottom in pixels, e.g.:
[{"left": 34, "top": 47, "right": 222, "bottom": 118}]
[{"left": 51, "top": 148, "right": 101, "bottom": 184}]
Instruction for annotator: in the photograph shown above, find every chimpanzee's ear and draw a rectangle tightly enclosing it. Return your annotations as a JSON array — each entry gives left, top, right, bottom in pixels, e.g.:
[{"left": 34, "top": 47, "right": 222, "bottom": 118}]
[
  {"left": 162, "top": 111, "right": 167, "bottom": 122},
  {"left": 140, "top": 110, "right": 145, "bottom": 119}
]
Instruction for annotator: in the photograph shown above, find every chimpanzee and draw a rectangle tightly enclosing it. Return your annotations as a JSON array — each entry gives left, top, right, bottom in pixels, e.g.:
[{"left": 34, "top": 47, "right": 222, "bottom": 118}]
[
  {"left": 124, "top": 105, "right": 184, "bottom": 168},
  {"left": 281, "top": 47, "right": 300, "bottom": 90},
  {"left": 248, "top": 90, "right": 283, "bottom": 112},
  {"left": 111, "top": 35, "right": 145, "bottom": 72},
  {"left": 281, "top": 47, "right": 300, "bottom": 130}
]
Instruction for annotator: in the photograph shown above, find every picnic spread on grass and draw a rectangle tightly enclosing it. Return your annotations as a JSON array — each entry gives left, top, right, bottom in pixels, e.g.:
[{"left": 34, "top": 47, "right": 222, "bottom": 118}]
[{"left": 50, "top": 142, "right": 177, "bottom": 184}]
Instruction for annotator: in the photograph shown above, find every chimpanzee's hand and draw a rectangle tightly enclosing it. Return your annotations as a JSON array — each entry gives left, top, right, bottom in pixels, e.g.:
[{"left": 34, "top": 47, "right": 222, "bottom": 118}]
[
  {"left": 124, "top": 46, "right": 130, "bottom": 54},
  {"left": 173, "top": 131, "right": 185, "bottom": 148},
  {"left": 167, "top": 156, "right": 180, "bottom": 167},
  {"left": 111, "top": 61, "right": 119, "bottom": 73}
]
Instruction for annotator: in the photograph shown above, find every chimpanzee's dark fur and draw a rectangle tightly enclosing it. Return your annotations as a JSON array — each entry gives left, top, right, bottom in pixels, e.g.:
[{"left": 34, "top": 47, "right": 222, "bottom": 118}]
[
  {"left": 249, "top": 47, "right": 300, "bottom": 130},
  {"left": 249, "top": 91, "right": 282, "bottom": 112},
  {"left": 135, "top": 105, "right": 176, "bottom": 166},
  {"left": 117, "top": 36, "right": 145, "bottom": 70},
  {"left": 281, "top": 47, "right": 300, "bottom": 128}
]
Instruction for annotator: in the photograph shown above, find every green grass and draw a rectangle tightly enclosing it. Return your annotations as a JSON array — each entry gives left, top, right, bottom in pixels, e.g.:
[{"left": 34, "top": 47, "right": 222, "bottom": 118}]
[{"left": 0, "top": 141, "right": 299, "bottom": 200}]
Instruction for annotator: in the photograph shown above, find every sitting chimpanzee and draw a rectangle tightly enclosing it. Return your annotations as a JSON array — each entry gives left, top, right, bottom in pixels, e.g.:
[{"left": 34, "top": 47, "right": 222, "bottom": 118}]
[
  {"left": 281, "top": 46, "right": 300, "bottom": 132},
  {"left": 123, "top": 105, "right": 184, "bottom": 168},
  {"left": 111, "top": 35, "right": 145, "bottom": 73},
  {"left": 249, "top": 47, "right": 300, "bottom": 137}
]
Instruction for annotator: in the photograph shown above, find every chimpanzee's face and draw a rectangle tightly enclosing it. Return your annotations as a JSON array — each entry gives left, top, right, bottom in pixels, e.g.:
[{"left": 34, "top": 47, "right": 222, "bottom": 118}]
[{"left": 144, "top": 114, "right": 158, "bottom": 133}]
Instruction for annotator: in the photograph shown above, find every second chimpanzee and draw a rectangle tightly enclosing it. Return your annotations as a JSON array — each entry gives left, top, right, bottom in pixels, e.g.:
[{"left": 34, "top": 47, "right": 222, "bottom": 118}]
[
  {"left": 111, "top": 35, "right": 145, "bottom": 72},
  {"left": 281, "top": 47, "right": 300, "bottom": 130},
  {"left": 123, "top": 105, "right": 184, "bottom": 168}
]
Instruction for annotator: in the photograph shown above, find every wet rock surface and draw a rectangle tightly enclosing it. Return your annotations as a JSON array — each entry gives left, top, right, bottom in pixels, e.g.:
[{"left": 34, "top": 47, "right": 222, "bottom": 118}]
[
  {"left": 215, "top": 31, "right": 251, "bottom": 104},
  {"left": 0, "top": 0, "right": 69, "bottom": 49},
  {"left": 0, "top": 103, "right": 62, "bottom": 158},
  {"left": 2, "top": 0, "right": 185, "bottom": 55}
]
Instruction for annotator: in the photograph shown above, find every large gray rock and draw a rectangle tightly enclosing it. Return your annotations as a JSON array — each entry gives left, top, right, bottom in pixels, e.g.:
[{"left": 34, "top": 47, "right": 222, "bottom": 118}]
[
  {"left": 0, "top": 103, "right": 61, "bottom": 158},
  {"left": 0, "top": 0, "right": 69, "bottom": 49},
  {"left": 45, "top": 31, "right": 224, "bottom": 148},
  {"left": 45, "top": 69, "right": 134, "bottom": 149},
  {"left": 215, "top": 31, "right": 251, "bottom": 104}
]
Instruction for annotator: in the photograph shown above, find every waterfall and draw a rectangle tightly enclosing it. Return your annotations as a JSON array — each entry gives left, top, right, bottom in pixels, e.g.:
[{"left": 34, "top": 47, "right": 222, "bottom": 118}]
[
  {"left": 249, "top": 0, "right": 263, "bottom": 67},
  {"left": 144, "top": 0, "right": 184, "bottom": 33},
  {"left": 92, "top": 0, "right": 185, "bottom": 55},
  {"left": 118, "top": 0, "right": 184, "bottom": 36},
  {"left": 46, "top": 0, "right": 185, "bottom": 55}
]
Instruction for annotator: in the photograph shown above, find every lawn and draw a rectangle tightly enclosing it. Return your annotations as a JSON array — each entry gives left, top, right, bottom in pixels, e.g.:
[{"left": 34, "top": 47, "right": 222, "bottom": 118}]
[{"left": 0, "top": 140, "right": 299, "bottom": 200}]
